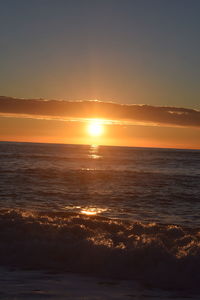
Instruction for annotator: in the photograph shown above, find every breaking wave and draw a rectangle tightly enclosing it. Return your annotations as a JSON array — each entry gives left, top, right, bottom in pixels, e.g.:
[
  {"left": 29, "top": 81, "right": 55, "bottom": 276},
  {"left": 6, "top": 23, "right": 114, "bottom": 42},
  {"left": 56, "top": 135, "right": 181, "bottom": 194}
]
[{"left": 1, "top": 209, "right": 200, "bottom": 290}]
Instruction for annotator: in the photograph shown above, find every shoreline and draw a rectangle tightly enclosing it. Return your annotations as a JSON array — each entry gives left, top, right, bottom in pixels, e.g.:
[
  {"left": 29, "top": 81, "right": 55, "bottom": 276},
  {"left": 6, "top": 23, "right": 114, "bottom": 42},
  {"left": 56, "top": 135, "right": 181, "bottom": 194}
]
[{"left": 0, "top": 267, "right": 198, "bottom": 300}]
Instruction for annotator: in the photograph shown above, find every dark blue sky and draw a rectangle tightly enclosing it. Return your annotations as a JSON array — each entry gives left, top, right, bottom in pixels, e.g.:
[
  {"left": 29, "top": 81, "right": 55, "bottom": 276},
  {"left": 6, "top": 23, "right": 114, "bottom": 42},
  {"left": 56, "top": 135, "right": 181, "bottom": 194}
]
[{"left": 0, "top": 0, "right": 200, "bottom": 108}]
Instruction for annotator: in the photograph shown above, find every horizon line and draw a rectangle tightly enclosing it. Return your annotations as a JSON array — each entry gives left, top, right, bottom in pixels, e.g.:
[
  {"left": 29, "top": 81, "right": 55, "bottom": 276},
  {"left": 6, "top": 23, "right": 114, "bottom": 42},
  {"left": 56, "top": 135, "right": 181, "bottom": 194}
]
[{"left": 0, "top": 139, "right": 199, "bottom": 151}]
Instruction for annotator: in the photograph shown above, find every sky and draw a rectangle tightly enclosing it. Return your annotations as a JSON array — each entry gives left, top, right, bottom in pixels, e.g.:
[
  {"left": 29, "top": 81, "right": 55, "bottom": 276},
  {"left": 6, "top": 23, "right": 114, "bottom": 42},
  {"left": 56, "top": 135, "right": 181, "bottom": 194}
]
[{"left": 0, "top": 0, "right": 200, "bottom": 148}]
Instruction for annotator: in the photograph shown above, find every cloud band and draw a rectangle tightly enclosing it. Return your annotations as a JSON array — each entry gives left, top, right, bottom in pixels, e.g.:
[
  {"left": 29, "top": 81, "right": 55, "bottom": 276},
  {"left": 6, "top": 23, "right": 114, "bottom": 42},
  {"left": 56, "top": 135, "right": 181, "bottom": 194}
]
[{"left": 0, "top": 96, "right": 199, "bottom": 128}]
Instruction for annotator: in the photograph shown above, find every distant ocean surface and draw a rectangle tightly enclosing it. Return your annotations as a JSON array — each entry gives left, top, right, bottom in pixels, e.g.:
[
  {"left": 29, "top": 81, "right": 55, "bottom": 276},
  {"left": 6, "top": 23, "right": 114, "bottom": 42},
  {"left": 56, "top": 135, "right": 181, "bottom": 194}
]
[{"left": 0, "top": 141, "right": 200, "bottom": 291}]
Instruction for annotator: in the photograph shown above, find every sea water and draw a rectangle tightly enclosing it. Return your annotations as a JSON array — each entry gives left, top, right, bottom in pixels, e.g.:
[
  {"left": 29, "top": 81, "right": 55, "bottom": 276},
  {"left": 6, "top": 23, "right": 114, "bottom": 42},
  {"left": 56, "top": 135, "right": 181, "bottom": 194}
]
[{"left": 0, "top": 141, "right": 200, "bottom": 293}]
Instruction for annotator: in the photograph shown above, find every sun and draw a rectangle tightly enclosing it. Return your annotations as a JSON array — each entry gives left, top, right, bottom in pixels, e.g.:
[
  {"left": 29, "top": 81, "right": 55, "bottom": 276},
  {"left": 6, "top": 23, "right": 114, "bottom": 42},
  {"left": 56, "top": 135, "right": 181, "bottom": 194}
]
[{"left": 88, "top": 120, "right": 103, "bottom": 136}]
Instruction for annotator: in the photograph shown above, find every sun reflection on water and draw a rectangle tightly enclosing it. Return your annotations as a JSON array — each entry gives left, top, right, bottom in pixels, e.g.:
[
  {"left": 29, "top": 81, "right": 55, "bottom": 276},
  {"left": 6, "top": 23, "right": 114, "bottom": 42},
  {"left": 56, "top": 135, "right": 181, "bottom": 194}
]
[
  {"left": 81, "top": 207, "right": 107, "bottom": 216},
  {"left": 81, "top": 210, "right": 97, "bottom": 215},
  {"left": 65, "top": 205, "right": 107, "bottom": 216},
  {"left": 88, "top": 144, "right": 101, "bottom": 160}
]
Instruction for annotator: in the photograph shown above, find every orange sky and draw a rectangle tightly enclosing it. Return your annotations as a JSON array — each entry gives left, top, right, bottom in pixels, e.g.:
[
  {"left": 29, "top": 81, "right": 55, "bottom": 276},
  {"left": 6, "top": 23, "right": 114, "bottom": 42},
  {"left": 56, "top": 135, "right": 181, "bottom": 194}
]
[
  {"left": 0, "top": 97, "right": 199, "bottom": 149},
  {"left": 0, "top": 114, "right": 199, "bottom": 149},
  {"left": 1, "top": 1, "right": 200, "bottom": 150}
]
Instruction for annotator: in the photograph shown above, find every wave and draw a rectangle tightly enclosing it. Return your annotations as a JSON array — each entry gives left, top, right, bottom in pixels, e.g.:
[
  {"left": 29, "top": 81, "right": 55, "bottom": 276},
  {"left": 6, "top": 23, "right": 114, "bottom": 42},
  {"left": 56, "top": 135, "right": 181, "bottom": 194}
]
[
  {"left": 1, "top": 165, "right": 199, "bottom": 180},
  {"left": 0, "top": 209, "right": 200, "bottom": 290}
]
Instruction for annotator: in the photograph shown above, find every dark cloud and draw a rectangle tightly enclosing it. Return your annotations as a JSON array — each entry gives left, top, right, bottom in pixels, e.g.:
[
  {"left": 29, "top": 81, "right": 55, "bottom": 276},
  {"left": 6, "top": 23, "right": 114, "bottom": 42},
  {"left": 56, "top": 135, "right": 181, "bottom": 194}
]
[{"left": 0, "top": 96, "right": 200, "bottom": 128}]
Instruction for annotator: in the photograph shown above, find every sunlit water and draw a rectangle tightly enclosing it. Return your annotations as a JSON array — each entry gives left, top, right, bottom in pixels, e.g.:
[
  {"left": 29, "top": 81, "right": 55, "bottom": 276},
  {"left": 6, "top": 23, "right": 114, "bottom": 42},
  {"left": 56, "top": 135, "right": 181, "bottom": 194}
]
[
  {"left": 0, "top": 142, "right": 199, "bottom": 226},
  {"left": 0, "top": 141, "right": 200, "bottom": 292}
]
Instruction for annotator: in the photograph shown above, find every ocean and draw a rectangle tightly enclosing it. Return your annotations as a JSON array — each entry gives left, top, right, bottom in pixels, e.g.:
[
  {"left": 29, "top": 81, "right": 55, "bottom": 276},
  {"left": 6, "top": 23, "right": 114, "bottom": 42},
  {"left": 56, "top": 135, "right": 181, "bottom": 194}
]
[{"left": 0, "top": 141, "right": 200, "bottom": 298}]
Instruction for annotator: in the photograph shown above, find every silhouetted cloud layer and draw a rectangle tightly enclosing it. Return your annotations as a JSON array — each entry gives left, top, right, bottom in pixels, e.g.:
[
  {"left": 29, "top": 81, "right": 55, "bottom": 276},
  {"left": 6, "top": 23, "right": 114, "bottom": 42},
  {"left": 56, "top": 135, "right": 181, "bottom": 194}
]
[{"left": 0, "top": 96, "right": 199, "bottom": 128}]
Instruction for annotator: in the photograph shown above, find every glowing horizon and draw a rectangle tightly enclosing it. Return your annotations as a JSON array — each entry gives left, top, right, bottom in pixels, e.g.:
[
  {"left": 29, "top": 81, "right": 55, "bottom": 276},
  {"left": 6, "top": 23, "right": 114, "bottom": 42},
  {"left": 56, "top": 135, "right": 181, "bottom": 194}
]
[{"left": 0, "top": 97, "right": 199, "bottom": 149}]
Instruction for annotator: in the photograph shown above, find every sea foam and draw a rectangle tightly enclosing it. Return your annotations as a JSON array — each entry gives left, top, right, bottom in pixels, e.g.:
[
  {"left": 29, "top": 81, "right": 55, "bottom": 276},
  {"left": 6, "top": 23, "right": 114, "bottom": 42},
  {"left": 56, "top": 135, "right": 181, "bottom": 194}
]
[{"left": 0, "top": 209, "right": 200, "bottom": 290}]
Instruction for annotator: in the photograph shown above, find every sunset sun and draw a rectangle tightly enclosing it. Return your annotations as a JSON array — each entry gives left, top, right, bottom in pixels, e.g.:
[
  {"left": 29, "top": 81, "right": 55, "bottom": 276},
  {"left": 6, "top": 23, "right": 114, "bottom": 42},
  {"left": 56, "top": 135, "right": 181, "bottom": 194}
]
[{"left": 87, "top": 120, "right": 104, "bottom": 137}]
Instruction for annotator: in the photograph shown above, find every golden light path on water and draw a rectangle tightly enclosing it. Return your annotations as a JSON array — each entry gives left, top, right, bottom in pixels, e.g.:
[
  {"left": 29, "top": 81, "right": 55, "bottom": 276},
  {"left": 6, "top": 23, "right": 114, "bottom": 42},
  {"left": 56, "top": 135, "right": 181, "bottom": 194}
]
[
  {"left": 81, "top": 207, "right": 107, "bottom": 216},
  {"left": 88, "top": 144, "right": 101, "bottom": 159},
  {"left": 81, "top": 144, "right": 107, "bottom": 215},
  {"left": 64, "top": 144, "right": 108, "bottom": 216},
  {"left": 64, "top": 205, "right": 108, "bottom": 216}
]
